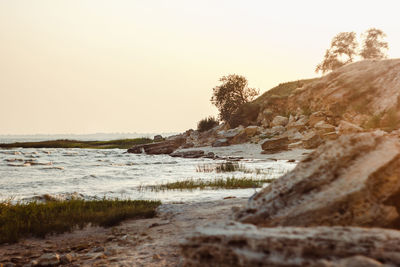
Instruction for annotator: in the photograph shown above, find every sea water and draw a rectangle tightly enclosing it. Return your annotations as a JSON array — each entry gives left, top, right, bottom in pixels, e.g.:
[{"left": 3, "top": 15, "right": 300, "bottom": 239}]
[{"left": 0, "top": 147, "right": 295, "bottom": 203}]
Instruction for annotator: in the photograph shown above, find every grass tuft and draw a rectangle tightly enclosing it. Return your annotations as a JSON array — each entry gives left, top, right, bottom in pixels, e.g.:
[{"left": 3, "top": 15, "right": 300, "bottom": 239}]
[
  {"left": 140, "top": 177, "right": 274, "bottom": 192},
  {"left": 0, "top": 199, "right": 161, "bottom": 244}
]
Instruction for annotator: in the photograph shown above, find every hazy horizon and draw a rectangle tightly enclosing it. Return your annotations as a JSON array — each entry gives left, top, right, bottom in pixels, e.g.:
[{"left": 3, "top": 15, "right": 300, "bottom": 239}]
[{"left": 1, "top": 0, "right": 400, "bottom": 135}]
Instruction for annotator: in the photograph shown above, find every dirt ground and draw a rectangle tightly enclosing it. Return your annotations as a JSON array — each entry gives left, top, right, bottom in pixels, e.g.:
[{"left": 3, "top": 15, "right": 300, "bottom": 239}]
[{"left": 0, "top": 197, "right": 247, "bottom": 266}]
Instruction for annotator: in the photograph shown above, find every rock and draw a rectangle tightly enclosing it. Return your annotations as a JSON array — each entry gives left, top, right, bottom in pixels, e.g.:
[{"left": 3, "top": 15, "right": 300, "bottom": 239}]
[
  {"left": 338, "top": 255, "right": 383, "bottom": 267},
  {"left": 60, "top": 253, "right": 73, "bottom": 264},
  {"left": 264, "top": 125, "right": 286, "bottom": 136},
  {"left": 243, "top": 126, "right": 259, "bottom": 137},
  {"left": 181, "top": 222, "right": 400, "bottom": 267},
  {"left": 170, "top": 150, "right": 205, "bottom": 158},
  {"left": 203, "top": 152, "right": 215, "bottom": 159},
  {"left": 338, "top": 120, "right": 364, "bottom": 135},
  {"left": 230, "top": 126, "right": 261, "bottom": 145},
  {"left": 286, "top": 129, "right": 303, "bottom": 141},
  {"left": 234, "top": 131, "right": 400, "bottom": 228},
  {"left": 153, "top": 135, "right": 163, "bottom": 142},
  {"left": 181, "top": 142, "right": 194, "bottom": 149},
  {"left": 288, "top": 141, "right": 303, "bottom": 149},
  {"left": 37, "top": 253, "right": 60, "bottom": 266},
  {"left": 261, "top": 136, "right": 289, "bottom": 153},
  {"left": 322, "top": 131, "right": 338, "bottom": 141},
  {"left": 212, "top": 139, "right": 229, "bottom": 147},
  {"left": 218, "top": 127, "right": 243, "bottom": 139},
  {"left": 308, "top": 111, "right": 327, "bottom": 127},
  {"left": 287, "top": 115, "right": 308, "bottom": 131},
  {"left": 301, "top": 130, "right": 322, "bottom": 149},
  {"left": 127, "top": 136, "right": 186, "bottom": 155},
  {"left": 270, "top": 115, "right": 288, "bottom": 127},
  {"left": 314, "top": 121, "right": 336, "bottom": 135}
]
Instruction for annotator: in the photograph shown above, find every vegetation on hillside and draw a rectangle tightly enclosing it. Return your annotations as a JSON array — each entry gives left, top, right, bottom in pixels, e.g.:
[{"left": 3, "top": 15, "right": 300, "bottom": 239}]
[
  {"left": 197, "top": 116, "right": 219, "bottom": 132},
  {"left": 0, "top": 138, "right": 153, "bottom": 149},
  {"left": 0, "top": 199, "right": 161, "bottom": 244},
  {"left": 316, "top": 28, "right": 388, "bottom": 73}
]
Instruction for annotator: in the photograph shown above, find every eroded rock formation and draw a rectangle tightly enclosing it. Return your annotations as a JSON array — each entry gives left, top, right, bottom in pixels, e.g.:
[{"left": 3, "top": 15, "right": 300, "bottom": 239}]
[
  {"left": 181, "top": 222, "right": 400, "bottom": 267},
  {"left": 235, "top": 131, "right": 400, "bottom": 228}
]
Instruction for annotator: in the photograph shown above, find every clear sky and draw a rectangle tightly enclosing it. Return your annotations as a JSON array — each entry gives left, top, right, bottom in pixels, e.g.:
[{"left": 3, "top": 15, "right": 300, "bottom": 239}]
[{"left": 1, "top": 0, "right": 399, "bottom": 134}]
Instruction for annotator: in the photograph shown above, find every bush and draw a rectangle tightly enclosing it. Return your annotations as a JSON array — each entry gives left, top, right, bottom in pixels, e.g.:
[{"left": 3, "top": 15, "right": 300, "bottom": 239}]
[
  {"left": 197, "top": 116, "right": 219, "bottom": 132},
  {"left": 229, "top": 102, "right": 260, "bottom": 128}
]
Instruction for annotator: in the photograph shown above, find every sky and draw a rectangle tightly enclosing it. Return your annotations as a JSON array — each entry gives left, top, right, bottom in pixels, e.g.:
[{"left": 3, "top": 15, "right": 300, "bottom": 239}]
[{"left": 1, "top": 0, "right": 399, "bottom": 135}]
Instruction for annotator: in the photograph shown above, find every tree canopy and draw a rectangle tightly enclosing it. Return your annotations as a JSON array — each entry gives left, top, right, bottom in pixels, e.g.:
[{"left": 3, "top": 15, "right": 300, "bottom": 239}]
[
  {"left": 316, "top": 32, "right": 358, "bottom": 74},
  {"left": 211, "top": 74, "right": 259, "bottom": 125},
  {"left": 360, "top": 28, "right": 388, "bottom": 59},
  {"left": 316, "top": 28, "right": 389, "bottom": 74}
]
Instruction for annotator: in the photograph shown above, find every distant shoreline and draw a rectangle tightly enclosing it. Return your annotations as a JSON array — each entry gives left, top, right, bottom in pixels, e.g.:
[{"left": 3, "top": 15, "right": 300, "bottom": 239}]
[{"left": 0, "top": 138, "right": 154, "bottom": 149}]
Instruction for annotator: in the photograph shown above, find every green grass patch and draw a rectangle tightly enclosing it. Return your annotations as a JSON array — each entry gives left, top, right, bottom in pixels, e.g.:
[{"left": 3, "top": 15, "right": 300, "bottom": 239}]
[
  {"left": 0, "top": 199, "right": 161, "bottom": 244},
  {"left": 140, "top": 177, "right": 274, "bottom": 192},
  {"left": 0, "top": 138, "right": 153, "bottom": 149}
]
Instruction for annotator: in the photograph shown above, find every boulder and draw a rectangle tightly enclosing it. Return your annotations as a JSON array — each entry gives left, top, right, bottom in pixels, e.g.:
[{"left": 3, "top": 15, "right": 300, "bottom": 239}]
[
  {"left": 286, "top": 115, "right": 308, "bottom": 131},
  {"left": 234, "top": 131, "right": 400, "bottom": 228},
  {"left": 314, "top": 121, "right": 336, "bottom": 135},
  {"left": 212, "top": 138, "right": 229, "bottom": 147},
  {"left": 170, "top": 150, "right": 205, "bottom": 158},
  {"left": 286, "top": 129, "right": 303, "bottom": 141},
  {"left": 181, "top": 222, "right": 400, "bottom": 267},
  {"left": 218, "top": 127, "right": 243, "bottom": 139},
  {"left": 338, "top": 120, "right": 364, "bottom": 135},
  {"left": 261, "top": 136, "right": 289, "bottom": 153},
  {"left": 37, "top": 253, "right": 60, "bottom": 266},
  {"left": 243, "top": 126, "right": 259, "bottom": 137},
  {"left": 270, "top": 115, "right": 289, "bottom": 127},
  {"left": 230, "top": 126, "right": 261, "bottom": 145},
  {"left": 263, "top": 125, "right": 286, "bottom": 137},
  {"left": 301, "top": 131, "right": 322, "bottom": 149},
  {"left": 308, "top": 111, "right": 327, "bottom": 127}
]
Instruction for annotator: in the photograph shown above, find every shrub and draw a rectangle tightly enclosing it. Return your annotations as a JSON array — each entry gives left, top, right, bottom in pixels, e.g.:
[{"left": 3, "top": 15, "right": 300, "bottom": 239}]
[
  {"left": 229, "top": 102, "right": 261, "bottom": 128},
  {"left": 197, "top": 116, "right": 219, "bottom": 132}
]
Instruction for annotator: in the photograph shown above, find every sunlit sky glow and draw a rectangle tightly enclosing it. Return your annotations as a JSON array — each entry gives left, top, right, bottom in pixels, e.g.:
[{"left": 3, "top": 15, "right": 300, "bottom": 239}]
[{"left": 1, "top": 0, "right": 399, "bottom": 134}]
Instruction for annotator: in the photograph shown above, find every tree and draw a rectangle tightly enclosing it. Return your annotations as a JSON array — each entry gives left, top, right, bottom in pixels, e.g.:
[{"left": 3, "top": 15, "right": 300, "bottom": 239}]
[
  {"left": 360, "top": 28, "right": 388, "bottom": 59},
  {"left": 211, "top": 74, "right": 259, "bottom": 124},
  {"left": 316, "top": 32, "right": 358, "bottom": 73}
]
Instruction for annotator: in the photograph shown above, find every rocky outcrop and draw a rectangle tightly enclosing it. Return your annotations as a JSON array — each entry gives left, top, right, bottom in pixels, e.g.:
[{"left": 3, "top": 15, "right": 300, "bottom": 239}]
[
  {"left": 287, "top": 59, "right": 400, "bottom": 129},
  {"left": 235, "top": 131, "right": 400, "bottom": 228},
  {"left": 181, "top": 222, "right": 400, "bottom": 267},
  {"left": 128, "top": 136, "right": 186, "bottom": 155}
]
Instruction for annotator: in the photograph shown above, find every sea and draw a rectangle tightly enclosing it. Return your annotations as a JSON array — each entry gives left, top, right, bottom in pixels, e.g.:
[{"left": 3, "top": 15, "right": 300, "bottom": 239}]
[{"left": 0, "top": 134, "right": 296, "bottom": 203}]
